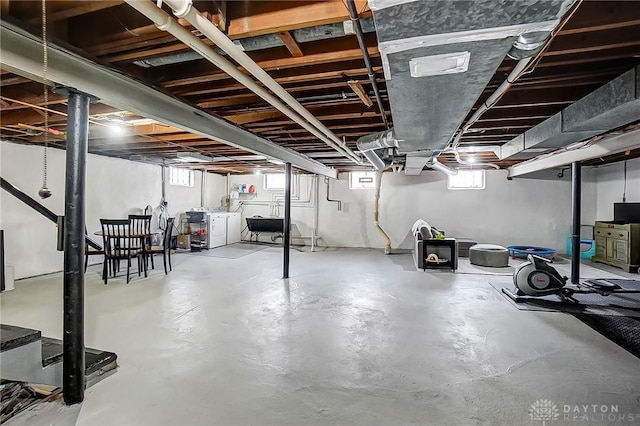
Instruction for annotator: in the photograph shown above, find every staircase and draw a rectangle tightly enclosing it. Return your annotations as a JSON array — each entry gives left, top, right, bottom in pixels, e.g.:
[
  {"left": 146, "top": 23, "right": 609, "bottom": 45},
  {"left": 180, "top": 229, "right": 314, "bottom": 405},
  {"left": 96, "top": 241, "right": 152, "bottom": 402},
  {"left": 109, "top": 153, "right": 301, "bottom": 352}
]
[{"left": 0, "top": 324, "right": 117, "bottom": 387}]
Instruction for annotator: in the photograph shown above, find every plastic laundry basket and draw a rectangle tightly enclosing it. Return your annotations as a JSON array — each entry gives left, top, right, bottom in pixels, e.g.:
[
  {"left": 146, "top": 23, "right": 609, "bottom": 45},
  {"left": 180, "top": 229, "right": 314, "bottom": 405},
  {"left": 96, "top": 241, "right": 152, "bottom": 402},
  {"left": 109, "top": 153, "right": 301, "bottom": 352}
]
[{"left": 566, "top": 237, "right": 596, "bottom": 259}]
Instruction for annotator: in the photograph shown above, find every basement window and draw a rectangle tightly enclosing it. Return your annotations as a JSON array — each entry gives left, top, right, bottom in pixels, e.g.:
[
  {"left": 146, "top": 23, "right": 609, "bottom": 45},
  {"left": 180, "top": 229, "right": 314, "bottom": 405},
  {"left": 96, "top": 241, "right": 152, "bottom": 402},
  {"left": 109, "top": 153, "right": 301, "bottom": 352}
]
[
  {"left": 448, "top": 170, "right": 485, "bottom": 190},
  {"left": 264, "top": 173, "right": 286, "bottom": 190},
  {"left": 169, "top": 167, "right": 194, "bottom": 187},
  {"left": 349, "top": 171, "right": 376, "bottom": 189}
]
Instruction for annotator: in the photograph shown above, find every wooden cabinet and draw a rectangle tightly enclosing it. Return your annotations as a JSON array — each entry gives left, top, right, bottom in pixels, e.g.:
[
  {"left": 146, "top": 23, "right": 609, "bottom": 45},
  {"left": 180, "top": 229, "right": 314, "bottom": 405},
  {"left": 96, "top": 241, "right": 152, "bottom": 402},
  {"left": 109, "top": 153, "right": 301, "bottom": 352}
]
[{"left": 592, "top": 221, "right": 640, "bottom": 272}]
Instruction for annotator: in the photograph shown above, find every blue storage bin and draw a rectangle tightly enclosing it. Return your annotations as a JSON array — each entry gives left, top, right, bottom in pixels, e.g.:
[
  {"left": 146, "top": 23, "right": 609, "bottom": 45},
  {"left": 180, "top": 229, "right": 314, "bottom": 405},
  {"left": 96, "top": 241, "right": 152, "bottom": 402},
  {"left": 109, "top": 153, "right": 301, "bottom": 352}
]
[{"left": 566, "top": 237, "right": 596, "bottom": 259}]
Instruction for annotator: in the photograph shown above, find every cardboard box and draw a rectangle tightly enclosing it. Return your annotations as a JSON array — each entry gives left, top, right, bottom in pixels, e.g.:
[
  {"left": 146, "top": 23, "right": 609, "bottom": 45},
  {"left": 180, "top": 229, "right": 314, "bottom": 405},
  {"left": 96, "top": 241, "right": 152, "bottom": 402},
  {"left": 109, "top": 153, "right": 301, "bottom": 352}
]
[{"left": 177, "top": 234, "right": 190, "bottom": 249}]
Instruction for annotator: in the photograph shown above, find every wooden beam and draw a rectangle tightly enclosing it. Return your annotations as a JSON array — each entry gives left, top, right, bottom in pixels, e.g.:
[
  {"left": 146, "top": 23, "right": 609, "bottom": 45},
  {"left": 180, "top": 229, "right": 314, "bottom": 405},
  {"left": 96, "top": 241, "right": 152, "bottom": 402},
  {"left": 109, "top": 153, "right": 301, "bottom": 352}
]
[
  {"left": 86, "top": 32, "right": 175, "bottom": 57},
  {"left": 27, "top": 1, "right": 123, "bottom": 24},
  {"left": 0, "top": 75, "right": 32, "bottom": 87},
  {"left": 559, "top": 1, "right": 640, "bottom": 35},
  {"left": 163, "top": 59, "right": 382, "bottom": 91},
  {"left": 192, "top": 78, "right": 384, "bottom": 107},
  {"left": 226, "top": 0, "right": 369, "bottom": 39},
  {"left": 347, "top": 80, "right": 373, "bottom": 107},
  {"left": 0, "top": 93, "right": 68, "bottom": 111},
  {"left": 1, "top": 104, "right": 122, "bottom": 126},
  {"left": 546, "top": 26, "right": 640, "bottom": 57},
  {"left": 0, "top": 0, "right": 9, "bottom": 17},
  {"left": 228, "top": 103, "right": 390, "bottom": 126},
  {"left": 559, "top": 19, "right": 640, "bottom": 36},
  {"left": 278, "top": 31, "right": 304, "bottom": 57},
  {"left": 498, "top": 50, "right": 640, "bottom": 72}
]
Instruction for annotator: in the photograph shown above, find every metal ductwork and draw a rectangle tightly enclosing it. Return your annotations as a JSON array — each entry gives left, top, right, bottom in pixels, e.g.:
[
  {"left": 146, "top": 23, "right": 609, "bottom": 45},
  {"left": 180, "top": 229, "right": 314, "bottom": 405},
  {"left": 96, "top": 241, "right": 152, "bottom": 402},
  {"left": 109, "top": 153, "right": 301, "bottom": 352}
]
[
  {"left": 368, "top": 0, "right": 574, "bottom": 163},
  {"left": 357, "top": 129, "right": 398, "bottom": 170},
  {"left": 133, "top": 19, "right": 376, "bottom": 68},
  {"left": 428, "top": 159, "right": 458, "bottom": 176},
  {"left": 500, "top": 65, "right": 640, "bottom": 161},
  {"left": 508, "top": 128, "right": 640, "bottom": 177}
]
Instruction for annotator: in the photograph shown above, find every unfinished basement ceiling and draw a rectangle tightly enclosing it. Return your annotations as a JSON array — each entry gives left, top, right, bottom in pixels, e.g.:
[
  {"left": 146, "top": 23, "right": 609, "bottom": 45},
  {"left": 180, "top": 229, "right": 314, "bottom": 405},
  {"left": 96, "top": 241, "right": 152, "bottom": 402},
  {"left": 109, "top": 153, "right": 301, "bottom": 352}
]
[{"left": 1, "top": 0, "right": 640, "bottom": 174}]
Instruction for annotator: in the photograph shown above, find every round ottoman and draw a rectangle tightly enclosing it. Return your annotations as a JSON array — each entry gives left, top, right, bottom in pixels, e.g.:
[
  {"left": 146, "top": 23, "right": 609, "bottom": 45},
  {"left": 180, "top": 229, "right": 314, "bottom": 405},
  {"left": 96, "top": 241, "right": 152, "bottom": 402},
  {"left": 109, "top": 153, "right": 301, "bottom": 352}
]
[{"left": 469, "top": 244, "right": 509, "bottom": 267}]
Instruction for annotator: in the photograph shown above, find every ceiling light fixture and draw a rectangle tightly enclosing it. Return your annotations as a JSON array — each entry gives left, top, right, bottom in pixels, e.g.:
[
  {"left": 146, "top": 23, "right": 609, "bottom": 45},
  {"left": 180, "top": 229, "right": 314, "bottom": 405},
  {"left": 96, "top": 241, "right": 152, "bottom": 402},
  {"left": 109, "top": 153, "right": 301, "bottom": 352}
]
[
  {"left": 176, "top": 152, "right": 213, "bottom": 163},
  {"left": 109, "top": 124, "right": 126, "bottom": 135}
]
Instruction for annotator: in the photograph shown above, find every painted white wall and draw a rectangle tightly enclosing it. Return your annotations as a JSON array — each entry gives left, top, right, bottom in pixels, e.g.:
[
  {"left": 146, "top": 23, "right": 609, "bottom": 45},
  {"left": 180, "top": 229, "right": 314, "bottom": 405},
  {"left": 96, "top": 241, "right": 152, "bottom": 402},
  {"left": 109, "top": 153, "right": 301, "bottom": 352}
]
[
  {"left": 592, "top": 157, "right": 640, "bottom": 221},
  {"left": 228, "top": 173, "right": 317, "bottom": 244},
  {"left": 230, "top": 169, "right": 574, "bottom": 251},
  {"left": 0, "top": 141, "right": 226, "bottom": 279},
  {"left": 582, "top": 167, "right": 598, "bottom": 227},
  {"left": 320, "top": 170, "right": 573, "bottom": 250}
]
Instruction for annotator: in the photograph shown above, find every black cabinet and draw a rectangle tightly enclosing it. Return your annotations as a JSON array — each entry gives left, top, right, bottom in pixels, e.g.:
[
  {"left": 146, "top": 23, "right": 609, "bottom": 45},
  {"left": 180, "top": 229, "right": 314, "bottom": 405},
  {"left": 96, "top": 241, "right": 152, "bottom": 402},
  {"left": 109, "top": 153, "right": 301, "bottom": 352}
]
[{"left": 416, "top": 238, "right": 458, "bottom": 271}]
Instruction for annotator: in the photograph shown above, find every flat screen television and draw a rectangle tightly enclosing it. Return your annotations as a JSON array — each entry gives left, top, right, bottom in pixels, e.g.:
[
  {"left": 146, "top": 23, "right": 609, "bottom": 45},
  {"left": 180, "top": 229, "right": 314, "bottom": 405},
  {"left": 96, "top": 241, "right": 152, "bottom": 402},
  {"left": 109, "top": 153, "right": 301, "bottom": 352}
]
[{"left": 614, "top": 203, "right": 640, "bottom": 223}]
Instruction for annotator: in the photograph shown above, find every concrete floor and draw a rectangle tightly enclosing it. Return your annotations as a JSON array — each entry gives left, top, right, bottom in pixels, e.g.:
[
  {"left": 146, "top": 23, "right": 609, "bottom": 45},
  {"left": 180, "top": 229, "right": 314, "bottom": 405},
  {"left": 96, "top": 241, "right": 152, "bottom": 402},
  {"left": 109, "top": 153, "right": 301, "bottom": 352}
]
[{"left": 1, "top": 247, "right": 639, "bottom": 425}]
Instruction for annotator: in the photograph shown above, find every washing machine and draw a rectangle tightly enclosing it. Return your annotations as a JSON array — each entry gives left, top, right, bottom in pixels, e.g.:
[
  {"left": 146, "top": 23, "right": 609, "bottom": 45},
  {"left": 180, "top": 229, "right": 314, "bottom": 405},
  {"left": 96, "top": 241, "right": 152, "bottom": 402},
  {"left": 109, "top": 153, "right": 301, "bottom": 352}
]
[{"left": 208, "top": 213, "right": 227, "bottom": 248}]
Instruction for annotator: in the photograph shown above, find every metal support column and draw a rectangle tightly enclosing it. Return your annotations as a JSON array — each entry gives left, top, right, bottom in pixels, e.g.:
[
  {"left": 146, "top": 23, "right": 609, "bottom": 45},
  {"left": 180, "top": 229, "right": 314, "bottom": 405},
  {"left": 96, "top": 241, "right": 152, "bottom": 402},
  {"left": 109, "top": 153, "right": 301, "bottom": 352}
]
[
  {"left": 571, "top": 161, "right": 582, "bottom": 284},
  {"left": 62, "top": 90, "right": 90, "bottom": 404},
  {"left": 283, "top": 163, "right": 292, "bottom": 278}
]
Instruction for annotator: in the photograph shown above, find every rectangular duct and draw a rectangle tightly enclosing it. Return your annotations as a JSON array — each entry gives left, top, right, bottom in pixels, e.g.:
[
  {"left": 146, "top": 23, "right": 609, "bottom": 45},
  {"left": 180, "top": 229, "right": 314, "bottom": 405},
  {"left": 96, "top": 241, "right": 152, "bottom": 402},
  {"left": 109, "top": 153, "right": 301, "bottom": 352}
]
[
  {"left": 508, "top": 128, "right": 640, "bottom": 177},
  {"left": 371, "top": 0, "right": 571, "bottom": 155},
  {"left": 500, "top": 65, "right": 640, "bottom": 160}
]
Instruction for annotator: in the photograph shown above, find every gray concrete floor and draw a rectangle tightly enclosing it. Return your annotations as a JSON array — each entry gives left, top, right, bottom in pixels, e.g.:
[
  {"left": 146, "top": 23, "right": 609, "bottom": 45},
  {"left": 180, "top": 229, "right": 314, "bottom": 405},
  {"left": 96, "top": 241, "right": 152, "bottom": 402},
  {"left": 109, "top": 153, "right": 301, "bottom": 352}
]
[{"left": 1, "top": 247, "right": 639, "bottom": 425}]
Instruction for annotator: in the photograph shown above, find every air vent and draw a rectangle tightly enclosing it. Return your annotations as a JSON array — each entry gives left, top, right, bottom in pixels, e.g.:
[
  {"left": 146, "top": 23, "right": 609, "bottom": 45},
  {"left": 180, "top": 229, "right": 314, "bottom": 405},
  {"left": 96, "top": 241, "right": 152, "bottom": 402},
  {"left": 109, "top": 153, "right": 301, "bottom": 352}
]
[{"left": 409, "top": 51, "right": 471, "bottom": 78}]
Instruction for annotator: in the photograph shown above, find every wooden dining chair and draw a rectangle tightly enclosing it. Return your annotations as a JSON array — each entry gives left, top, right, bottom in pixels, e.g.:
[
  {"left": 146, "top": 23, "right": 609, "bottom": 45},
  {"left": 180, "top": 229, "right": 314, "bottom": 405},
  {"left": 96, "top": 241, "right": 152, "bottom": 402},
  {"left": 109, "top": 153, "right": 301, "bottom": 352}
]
[
  {"left": 84, "top": 227, "right": 106, "bottom": 279},
  {"left": 128, "top": 214, "right": 152, "bottom": 275},
  {"left": 146, "top": 218, "right": 175, "bottom": 275},
  {"left": 100, "top": 219, "right": 142, "bottom": 284}
]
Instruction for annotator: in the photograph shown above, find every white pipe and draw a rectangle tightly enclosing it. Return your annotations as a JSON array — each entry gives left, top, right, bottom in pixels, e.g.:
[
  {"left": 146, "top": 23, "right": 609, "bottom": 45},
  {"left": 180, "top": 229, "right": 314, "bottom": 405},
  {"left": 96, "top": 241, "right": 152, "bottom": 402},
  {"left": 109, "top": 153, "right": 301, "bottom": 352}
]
[
  {"left": 124, "top": 0, "right": 359, "bottom": 164},
  {"left": 200, "top": 170, "right": 206, "bottom": 207},
  {"left": 428, "top": 159, "right": 458, "bottom": 176},
  {"left": 442, "top": 56, "right": 532, "bottom": 170},
  {"left": 161, "top": 0, "right": 362, "bottom": 164},
  {"left": 451, "top": 57, "right": 533, "bottom": 151},
  {"left": 374, "top": 172, "right": 392, "bottom": 255},
  {"left": 451, "top": 150, "right": 499, "bottom": 169},
  {"left": 312, "top": 175, "right": 319, "bottom": 252}
]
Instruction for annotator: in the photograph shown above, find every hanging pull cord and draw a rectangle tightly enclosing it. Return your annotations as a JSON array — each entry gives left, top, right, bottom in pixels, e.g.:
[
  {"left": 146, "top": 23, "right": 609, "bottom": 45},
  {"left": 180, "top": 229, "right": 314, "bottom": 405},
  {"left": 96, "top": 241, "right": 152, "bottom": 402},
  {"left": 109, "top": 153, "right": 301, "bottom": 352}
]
[{"left": 38, "top": 0, "right": 52, "bottom": 199}]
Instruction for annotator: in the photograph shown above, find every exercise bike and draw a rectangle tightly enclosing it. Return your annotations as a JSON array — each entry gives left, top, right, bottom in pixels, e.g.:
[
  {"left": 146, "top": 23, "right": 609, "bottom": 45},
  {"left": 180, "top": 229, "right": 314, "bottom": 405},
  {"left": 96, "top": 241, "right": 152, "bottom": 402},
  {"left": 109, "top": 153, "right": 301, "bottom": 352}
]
[{"left": 502, "top": 254, "right": 640, "bottom": 303}]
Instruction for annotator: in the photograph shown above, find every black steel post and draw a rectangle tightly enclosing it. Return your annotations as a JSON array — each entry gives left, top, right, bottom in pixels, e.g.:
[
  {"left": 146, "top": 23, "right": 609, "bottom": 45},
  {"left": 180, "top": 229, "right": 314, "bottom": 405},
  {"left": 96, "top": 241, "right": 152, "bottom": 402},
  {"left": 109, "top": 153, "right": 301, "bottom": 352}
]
[
  {"left": 63, "top": 90, "right": 90, "bottom": 404},
  {"left": 283, "top": 163, "right": 292, "bottom": 278},
  {"left": 571, "top": 161, "right": 582, "bottom": 284},
  {"left": 0, "top": 230, "right": 5, "bottom": 292}
]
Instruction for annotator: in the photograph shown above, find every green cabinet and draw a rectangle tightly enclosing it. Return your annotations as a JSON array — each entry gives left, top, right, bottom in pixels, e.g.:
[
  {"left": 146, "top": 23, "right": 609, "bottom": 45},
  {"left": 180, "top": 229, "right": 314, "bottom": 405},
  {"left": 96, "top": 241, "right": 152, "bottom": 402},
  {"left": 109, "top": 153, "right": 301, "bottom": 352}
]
[{"left": 592, "top": 221, "right": 640, "bottom": 272}]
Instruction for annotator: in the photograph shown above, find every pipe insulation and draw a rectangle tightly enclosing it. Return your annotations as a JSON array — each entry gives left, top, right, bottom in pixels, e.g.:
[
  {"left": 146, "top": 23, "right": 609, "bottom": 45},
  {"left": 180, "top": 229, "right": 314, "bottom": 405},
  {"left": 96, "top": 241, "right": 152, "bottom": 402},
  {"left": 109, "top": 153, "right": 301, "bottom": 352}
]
[
  {"left": 357, "top": 129, "right": 398, "bottom": 170},
  {"left": 159, "top": 0, "right": 362, "bottom": 164},
  {"left": 450, "top": 56, "right": 533, "bottom": 152},
  {"left": 374, "top": 172, "right": 392, "bottom": 255},
  {"left": 124, "top": 0, "right": 358, "bottom": 164},
  {"left": 428, "top": 159, "right": 458, "bottom": 176}
]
